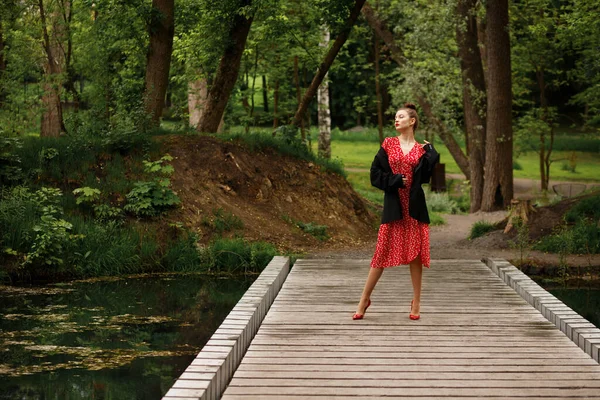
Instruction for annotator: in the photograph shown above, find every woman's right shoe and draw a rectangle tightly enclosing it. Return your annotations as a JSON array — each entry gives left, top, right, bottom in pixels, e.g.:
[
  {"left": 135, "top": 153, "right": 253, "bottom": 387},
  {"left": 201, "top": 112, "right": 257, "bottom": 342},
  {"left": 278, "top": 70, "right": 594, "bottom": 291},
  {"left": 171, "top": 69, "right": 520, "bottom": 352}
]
[
  {"left": 409, "top": 300, "right": 420, "bottom": 320},
  {"left": 352, "top": 299, "right": 371, "bottom": 320}
]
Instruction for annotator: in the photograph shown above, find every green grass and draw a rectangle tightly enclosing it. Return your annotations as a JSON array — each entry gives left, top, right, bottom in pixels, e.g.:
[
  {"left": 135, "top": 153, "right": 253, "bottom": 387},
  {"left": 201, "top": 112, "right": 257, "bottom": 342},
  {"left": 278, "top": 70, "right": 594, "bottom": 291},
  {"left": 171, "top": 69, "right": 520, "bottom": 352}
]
[{"left": 469, "top": 221, "right": 497, "bottom": 240}]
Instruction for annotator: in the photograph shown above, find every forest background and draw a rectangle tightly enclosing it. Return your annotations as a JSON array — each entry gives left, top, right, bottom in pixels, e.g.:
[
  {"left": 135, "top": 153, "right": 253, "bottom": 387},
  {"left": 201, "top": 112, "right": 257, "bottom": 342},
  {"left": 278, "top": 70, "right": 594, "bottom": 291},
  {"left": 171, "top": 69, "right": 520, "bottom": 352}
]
[{"left": 1, "top": 0, "right": 599, "bottom": 281}]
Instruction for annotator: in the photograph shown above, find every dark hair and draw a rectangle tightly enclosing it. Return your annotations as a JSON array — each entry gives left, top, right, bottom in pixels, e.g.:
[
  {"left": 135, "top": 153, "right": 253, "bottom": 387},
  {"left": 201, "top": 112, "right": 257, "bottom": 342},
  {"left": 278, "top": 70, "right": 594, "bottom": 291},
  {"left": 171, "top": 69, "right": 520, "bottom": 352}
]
[{"left": 399, "top": 102, "right": 419, "bottom": 132}]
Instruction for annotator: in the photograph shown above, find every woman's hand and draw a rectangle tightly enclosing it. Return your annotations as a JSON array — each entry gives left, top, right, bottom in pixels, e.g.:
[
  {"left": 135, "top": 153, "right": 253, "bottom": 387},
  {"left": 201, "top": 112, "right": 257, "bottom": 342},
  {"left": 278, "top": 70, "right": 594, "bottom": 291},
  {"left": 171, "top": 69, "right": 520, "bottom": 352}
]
[{"left": 422, "top": 140, "right": 430, "bottom": 148}]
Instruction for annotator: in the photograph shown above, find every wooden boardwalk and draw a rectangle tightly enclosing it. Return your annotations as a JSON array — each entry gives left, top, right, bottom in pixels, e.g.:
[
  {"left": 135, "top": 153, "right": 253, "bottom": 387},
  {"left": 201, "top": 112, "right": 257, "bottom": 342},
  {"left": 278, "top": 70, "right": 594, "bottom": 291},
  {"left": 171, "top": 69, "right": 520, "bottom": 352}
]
[{"left": 220, "top": 258, "right": 600, "bottom": 399}]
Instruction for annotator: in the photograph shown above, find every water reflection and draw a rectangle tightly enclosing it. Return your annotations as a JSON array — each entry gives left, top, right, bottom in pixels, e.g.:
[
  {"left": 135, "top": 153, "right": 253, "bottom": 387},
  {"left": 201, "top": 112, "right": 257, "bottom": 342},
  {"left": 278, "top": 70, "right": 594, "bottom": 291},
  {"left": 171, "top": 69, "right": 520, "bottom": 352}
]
[
  {"left": 0, "top": 273, "right": 252, "bottom": 399},
  {"left": 547, "top": 286, "right": 600, "bottom": 329}
]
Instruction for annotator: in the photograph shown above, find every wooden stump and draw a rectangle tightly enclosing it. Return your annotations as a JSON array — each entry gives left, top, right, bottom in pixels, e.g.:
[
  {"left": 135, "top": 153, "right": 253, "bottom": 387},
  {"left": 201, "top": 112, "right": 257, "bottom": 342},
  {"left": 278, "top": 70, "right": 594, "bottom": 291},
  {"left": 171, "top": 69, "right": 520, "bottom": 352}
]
[{"left": 504, "top": 199, "right": 536, "bottom": 234}]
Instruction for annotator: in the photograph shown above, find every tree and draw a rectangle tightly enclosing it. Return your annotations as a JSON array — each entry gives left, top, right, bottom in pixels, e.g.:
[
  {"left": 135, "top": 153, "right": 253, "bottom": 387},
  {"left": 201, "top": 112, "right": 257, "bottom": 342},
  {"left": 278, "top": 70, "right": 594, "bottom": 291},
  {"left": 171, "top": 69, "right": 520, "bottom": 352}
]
[
  {"left": 456, "top": 0, "right": 486, "bottom": 212},
  {"left": 38, "top": 0, "right": 68, "bottom": 137},
  {"left": 481, "top": 0, "right": 513, "bottom": 210},
  {"left": 362, "top": 2, "right": 471, "bottom": 179},
  {"left": 197, "top": 0, "right": 254, "bottom": 133},
  {"left": 144, "top": 0, "right": 175, "bottom": 126},
  {"left": 317, "top": 26, "right": 331, "bottom": 158},
  {"left": 291, "top": 0, "right": 366, "bottom": 128}
]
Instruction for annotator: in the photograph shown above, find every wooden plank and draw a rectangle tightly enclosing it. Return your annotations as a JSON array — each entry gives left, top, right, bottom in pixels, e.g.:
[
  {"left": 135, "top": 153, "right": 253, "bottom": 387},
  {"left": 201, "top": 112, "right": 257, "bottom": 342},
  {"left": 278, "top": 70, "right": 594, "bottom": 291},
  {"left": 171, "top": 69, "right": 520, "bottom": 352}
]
[{"left": 215, "top": 258, "right": 600, "bottom": 399}]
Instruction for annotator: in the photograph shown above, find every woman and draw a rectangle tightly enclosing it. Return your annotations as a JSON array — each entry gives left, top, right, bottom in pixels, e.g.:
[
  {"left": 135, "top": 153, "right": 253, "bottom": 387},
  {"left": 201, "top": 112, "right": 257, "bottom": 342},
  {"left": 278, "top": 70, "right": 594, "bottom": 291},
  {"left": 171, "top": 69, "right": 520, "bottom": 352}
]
[{"left": 353, "top": 102, "right": 439, "bottom": 321}]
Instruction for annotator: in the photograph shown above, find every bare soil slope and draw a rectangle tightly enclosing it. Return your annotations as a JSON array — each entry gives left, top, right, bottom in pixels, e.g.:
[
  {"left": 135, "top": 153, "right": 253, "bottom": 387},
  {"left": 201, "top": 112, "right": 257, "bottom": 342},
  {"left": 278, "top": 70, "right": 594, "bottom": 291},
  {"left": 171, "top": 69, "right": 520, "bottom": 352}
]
[{"left": 161, "top": 135, "right": 377, "bottom": 252}]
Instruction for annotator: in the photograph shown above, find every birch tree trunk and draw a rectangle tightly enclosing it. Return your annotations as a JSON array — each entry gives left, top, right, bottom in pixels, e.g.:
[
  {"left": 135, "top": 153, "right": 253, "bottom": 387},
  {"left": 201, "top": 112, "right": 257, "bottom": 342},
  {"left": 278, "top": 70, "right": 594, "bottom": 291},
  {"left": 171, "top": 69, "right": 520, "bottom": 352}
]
[
  {"left": 318, "top": 26, "right": 331, "bottom": 159},
  {"left": 144, "top": 0, "right": 174, "bottom": 126},
  {"left": 292, "top": 0, "right": 366, "bottom": 128},
  {"left": 188, "top": 76, "right": 208, "bottom": 128},
  {"left": 481, "top": 0, "right": 513, "bottom": 210}
]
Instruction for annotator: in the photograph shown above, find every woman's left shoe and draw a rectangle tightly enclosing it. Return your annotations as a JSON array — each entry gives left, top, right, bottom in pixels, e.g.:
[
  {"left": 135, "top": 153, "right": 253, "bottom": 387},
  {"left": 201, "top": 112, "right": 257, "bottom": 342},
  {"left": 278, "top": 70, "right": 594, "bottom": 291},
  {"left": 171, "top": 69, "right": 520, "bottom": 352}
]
[
  {"left": 409, "top": 300, "right": 420, "bottom": 320},
  {"left": 352, "top": 299, "right": 371, "bottom": 320}
]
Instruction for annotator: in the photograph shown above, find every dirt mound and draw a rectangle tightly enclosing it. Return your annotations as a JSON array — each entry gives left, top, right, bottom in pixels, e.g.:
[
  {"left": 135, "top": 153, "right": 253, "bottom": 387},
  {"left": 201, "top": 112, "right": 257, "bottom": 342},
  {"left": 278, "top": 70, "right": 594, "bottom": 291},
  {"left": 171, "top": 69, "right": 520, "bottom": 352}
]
[{"left": 159, "top": 135, "right": 377, "bottom": 252}]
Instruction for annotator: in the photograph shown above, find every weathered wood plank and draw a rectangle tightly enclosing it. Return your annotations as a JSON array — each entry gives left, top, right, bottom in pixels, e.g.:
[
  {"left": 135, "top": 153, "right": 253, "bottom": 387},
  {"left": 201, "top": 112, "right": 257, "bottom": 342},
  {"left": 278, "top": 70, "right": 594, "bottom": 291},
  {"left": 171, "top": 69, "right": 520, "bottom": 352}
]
[{"left": 221, "top": 258, "right": 600, "bottom": 399}]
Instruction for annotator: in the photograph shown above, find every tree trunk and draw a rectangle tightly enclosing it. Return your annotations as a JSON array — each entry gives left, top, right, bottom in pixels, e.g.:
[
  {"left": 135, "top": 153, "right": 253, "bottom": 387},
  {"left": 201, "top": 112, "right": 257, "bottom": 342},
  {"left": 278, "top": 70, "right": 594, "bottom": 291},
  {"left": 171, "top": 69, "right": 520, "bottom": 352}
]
[
  {"left": 374, "top": 35, "right": 384, "bottom": 145},
  {"left": 262, "top": 75, "right": 269, "bottom": 112},
  {"left": 292, "top": 0, "right": 366, "bottom": 128},
  {"left": 144, "top": 0, "right": 174, "bottom": 126},
  {"left": 39, "top": 0, "right": 66, "bottom": 137},
  {"left": 318, "top": 26, "right": 331, "bottom": 159},
  {"left": 418, "top": 95, "right": 471, "bottom": 179},
  {"left": 247, "top": 45, "right": 259, "bottom": 133},
  {"left": 188, "top": 75, "right": 208, "bottom": 128},
  {"left": 363, "top": 1, "right": 469, "bottom": 178},
  {"left": 537, "top": 66, "right": 550, "bottom": 192},
  {"left": 481, "top": 0, "right": 513, "bottom": 210},
  {"left": 294, "top": 55, "right": 305, "bottom": 140},
  {"left": 197, "top": 1, "right": 253, "bottom": 133},
  {"left": 457, "top": 0, "right": 486, "bottom": 212},
  {"left": 0, "top": 20, "right": 7, "bottom": 106},
  {"left": 272, "top": 79, "right": 279, "bottom": 133}
]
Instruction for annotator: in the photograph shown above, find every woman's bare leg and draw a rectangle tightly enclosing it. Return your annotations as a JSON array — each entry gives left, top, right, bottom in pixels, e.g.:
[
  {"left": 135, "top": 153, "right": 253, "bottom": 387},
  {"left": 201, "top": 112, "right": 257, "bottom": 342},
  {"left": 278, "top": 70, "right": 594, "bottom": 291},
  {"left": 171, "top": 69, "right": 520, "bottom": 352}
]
[
  {"left": 355, "top": 267, "right": 384, "bottom": 314},
  {"left": 409, "top": 255, "right": 423, "bottom": 316}
]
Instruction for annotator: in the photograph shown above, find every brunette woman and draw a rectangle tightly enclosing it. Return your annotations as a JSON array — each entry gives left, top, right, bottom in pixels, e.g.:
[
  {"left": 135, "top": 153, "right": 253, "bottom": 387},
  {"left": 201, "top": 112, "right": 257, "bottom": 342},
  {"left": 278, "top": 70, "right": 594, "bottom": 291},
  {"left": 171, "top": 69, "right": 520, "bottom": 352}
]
[{"left": 353, "top": 102, "right": 439, "bottom": 321}]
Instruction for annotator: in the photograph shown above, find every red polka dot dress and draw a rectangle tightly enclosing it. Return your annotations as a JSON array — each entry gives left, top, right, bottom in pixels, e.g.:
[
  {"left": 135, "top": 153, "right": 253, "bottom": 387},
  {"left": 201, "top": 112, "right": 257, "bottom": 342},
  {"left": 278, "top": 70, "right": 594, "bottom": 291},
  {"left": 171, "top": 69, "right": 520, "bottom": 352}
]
[{"left": 371, "top": 137, "right": 431, "bottom": 268}]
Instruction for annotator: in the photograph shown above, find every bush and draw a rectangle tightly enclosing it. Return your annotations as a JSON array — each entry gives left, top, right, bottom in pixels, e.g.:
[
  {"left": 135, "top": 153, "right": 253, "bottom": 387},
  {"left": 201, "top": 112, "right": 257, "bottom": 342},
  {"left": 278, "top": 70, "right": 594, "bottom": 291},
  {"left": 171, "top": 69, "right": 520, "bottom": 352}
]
[
  {"left": 297, "top": 221, "right": 329, "bottom": 241},
  {"left": 469, "top": 220, "right": 497, "bottom": 239},
  {"left": 202, "top": 208, "right": 244, "bottom": 234},
  {"left": 564, "top": 194, "right": 600, "bottom": 223},
  {"left": 535, "top": 220, "right": 600, "bottom": 254},
  {"left": 425, "top": 189, "right": 460, "bottom": 214},
  {"left": 201, "top": 238, "right": 278, "bottom": 274},
  {"left": 429, "top": 212, "right": 446, "bottom": 226}
]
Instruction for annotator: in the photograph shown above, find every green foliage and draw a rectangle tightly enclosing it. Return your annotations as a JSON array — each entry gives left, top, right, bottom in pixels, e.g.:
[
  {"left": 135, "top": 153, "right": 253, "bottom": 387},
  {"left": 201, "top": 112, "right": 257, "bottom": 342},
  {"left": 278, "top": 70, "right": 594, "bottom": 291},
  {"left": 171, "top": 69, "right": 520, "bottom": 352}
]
[
  {"left": 0, "top": 136, "right": 24, "bottom": 185},
  {"left": 508, "top": 217, "right": 531, "bottom": 268},
  {"left": 296, "top": 221, "right": 329, "bottom": 241},
  {"left": 222, "top": 129, "right": 347, "bottom": 177},
  {"left": 425, "top": 189, "right": 461, "bottom": 214},
  {"left": 469, "top": 221, "right": 497, "bottom": 240},
  {"left": 202, "top": 208, "right": 244, "bottom": 235},
  {"left": 73, "top": 187, "right": 101, "bottom": 205},
  {"left": 564, "top": 195, "right": 600, "bottom": 223},
  {"left": 201, "top": 238, "right": 278, "bottom": 274},
  {"left": 535, "top": 220, "right": 600, "bottom": 254},
  {"left": 428, "top": 212, "right": 446, "bottom": 226},
  {"left": 124, "top": 155, "right": 180, "bottom": 217}
]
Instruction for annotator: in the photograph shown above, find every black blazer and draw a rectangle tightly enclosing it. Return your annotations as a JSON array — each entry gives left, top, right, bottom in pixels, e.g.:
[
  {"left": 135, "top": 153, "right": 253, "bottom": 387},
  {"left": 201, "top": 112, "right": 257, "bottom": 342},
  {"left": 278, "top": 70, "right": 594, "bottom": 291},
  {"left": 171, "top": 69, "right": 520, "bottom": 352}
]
[{"left": 370, "top": 142, "right": 440, "bottom": 224}]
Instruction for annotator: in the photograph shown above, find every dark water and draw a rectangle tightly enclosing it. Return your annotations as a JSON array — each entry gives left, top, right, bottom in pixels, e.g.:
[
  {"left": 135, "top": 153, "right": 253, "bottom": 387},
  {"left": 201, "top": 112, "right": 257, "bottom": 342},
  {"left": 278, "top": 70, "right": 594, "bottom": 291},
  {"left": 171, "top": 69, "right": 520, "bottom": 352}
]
[
  {"left": 532, "top": 278, "right": 600, "bottom": 329},
  {"left": 0, "top": 273, "right": 252, "bottom": 399}
]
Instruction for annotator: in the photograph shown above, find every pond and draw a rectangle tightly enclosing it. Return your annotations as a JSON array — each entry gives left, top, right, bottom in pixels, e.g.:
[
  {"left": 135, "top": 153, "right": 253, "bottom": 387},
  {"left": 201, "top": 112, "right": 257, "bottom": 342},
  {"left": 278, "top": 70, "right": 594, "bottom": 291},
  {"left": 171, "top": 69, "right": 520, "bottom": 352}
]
[
  {"left": 0, "top": 273, "right": 252, "bottom": 399},
  {"left": 532, "top": 278, "right": 600, "bottom": 329}
]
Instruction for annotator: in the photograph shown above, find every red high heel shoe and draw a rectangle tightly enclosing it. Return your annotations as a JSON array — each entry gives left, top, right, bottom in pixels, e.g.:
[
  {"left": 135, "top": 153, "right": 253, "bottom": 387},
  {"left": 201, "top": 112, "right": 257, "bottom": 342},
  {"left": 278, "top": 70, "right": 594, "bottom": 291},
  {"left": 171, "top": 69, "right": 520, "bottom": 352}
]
[
  {"left": 410, "top": 300, "right": 420, "bottom": 320},
  {"left": 352, "top": 299, "right": 371, "bottom": 320}
]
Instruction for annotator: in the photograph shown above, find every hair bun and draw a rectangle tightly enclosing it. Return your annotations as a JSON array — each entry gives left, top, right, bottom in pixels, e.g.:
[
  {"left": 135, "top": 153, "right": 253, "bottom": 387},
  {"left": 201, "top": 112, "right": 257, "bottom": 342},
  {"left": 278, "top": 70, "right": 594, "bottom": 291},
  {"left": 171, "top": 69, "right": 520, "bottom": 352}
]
[{"left": 404, "top": 102, "right": 417, "bottom": 110}]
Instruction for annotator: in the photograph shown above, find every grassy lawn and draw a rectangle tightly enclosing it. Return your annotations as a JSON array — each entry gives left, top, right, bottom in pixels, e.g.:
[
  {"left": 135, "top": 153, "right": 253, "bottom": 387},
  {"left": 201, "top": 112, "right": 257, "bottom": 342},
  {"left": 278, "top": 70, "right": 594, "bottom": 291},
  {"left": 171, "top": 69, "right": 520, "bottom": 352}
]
[{"left": 322, "top": 139, "right": 600, "bottom": 183}]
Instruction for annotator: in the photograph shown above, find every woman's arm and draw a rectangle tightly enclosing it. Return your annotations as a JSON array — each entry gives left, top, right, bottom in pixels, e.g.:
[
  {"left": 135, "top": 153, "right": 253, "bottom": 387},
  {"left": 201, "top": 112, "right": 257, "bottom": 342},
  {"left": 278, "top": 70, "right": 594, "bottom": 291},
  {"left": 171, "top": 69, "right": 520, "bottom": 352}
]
[
  {"left": 370, "top": 147, "right": 406, "bottom": 192},
  {"left": 419, "top": 143, "right": 440, "bottom": 184}
]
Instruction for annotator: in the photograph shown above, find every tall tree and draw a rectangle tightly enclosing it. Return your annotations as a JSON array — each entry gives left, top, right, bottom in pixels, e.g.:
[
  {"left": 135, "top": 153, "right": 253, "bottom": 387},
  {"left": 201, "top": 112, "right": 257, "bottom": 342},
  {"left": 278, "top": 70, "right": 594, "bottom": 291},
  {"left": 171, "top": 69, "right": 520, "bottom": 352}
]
[
  {"left": 144, "top": 0, "right": 175, "bottom": 126},
  {"left": 318, "top": 26, "right": 331, "bottom": 158},
  {"left": 188, "top": 74, "right": 207, "bottom": 128},
  {"left": 481, "top": 0, "right": 513, "bottom": 210},
  {"left": 291, "top": 0, "right": 366, "bottom": 128},
  {"left": 39, "top": 0, "right": 67, "bottom": 137},
  {"left": 362, "top": 2, "right": 470, "bottom": 179},
  {"left": 197, "top": 0, "right": 254, "bottom": 133},
  {"left": 456, "top": 0, "right": 486, "bottom": 212}
]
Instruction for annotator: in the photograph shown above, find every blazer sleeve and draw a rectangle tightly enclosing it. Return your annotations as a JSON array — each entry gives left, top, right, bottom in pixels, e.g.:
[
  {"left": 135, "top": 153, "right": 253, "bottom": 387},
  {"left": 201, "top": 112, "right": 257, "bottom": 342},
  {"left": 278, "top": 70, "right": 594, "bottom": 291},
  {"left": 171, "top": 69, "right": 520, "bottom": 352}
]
[
  {"left": 419, "top": 143, "right": 440, "bottom": 184},
  {"left": 370, "top": 147, "right": 406, "bottom": 192}
]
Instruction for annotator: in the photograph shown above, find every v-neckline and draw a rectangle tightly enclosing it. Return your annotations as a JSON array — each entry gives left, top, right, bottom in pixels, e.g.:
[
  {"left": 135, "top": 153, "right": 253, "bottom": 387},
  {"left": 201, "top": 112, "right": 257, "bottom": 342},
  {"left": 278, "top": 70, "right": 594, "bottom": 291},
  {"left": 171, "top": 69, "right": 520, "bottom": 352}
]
[{"left": 398, "top": 136, "right": 417, "bottom": 156}]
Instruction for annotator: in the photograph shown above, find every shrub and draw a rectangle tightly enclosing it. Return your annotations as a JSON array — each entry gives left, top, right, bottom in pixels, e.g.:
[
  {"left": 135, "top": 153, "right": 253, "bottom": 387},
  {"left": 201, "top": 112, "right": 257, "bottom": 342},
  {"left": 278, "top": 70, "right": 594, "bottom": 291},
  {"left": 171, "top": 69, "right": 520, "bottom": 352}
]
[
  {"left": 124, "top": 155, "right": 180, "bottom": 217},
  {"left": 429, "top": 212, "right": 446, "bottom": 226},
  {"left": 202, "top": 208, "right": 244, "bottom": 234},
  {"left": 161, "top": 231, "right": 202, "bottom": 272},
  {"left": 297, "top": 221, "right": 329, "bottom": 241},
  {"left": 535, "top": 220, "right": 600, "bottom": 254},
  {"left": 564, "top": 195, "right": 600, "bottom": 223},
  {"left": 0, "top": 136, "right": 24, "bottom": 185},
  {"left": 469, "top": 220, "right": 497, "bottom": 240},
  {"left": 425, "top": 189, "right": 460, "bottom": 214},
  {"left": 201, "top": 238, "right": 278, "bottom": 274}
]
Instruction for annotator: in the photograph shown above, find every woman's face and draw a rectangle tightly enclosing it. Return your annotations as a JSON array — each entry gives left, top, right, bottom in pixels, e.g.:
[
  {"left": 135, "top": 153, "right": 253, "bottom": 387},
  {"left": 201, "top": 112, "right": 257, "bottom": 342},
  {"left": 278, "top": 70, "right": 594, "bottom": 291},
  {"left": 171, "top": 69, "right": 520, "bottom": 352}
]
[{"left": 394, "top": 110, "right": 414, "bottom": 132}]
